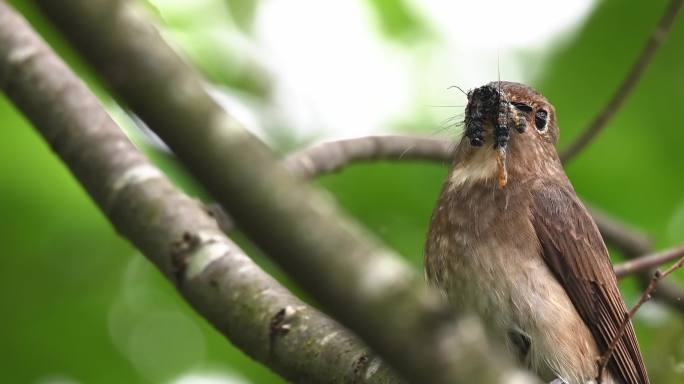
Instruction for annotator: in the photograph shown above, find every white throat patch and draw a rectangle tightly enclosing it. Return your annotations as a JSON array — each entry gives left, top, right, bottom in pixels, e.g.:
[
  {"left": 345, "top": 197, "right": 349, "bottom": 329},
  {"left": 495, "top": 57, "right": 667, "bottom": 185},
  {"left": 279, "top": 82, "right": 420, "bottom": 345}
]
[{"left": 448, "top": 148, "right": 499, "bottom": 189}]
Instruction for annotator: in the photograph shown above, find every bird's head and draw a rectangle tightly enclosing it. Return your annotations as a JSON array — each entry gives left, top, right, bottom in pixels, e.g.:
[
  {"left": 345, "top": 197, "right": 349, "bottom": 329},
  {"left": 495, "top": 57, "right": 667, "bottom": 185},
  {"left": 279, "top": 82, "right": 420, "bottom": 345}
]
[{"left": 455, "top": 81, "right": 561, "bottom": 188}]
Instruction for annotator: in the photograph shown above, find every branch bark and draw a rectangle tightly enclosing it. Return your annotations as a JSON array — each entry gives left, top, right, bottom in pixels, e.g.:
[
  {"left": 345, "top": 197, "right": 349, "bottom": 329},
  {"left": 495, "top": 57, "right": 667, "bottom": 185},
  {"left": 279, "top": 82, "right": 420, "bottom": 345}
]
[
  {"left": 598, "top": 253, "right": 684, "bottom": 382},
  {"left": 32, "top": 1, "right": 529, "bottom": 383},
  {"left": 280, "top": 135, "right": 684, "bottom": 311},
  {"left": 285, "top": 135, "right": 454, "bottom": 179},
  {"left": 590, "top": 209, "right": 684, "bottom": 313},
  {"left": 614, "top": 245, "right": 684, "bottom": 277},
  {"left": 0, "top": 4, "right": 400, "bottom": 383}
]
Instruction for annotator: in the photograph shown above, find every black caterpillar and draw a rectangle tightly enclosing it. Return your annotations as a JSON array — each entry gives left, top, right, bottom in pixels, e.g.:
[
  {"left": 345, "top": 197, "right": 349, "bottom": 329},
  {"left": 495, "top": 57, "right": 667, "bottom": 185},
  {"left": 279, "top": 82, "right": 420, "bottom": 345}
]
[{"left": 464, "top": 83, "right": 528, "bottom": 149}]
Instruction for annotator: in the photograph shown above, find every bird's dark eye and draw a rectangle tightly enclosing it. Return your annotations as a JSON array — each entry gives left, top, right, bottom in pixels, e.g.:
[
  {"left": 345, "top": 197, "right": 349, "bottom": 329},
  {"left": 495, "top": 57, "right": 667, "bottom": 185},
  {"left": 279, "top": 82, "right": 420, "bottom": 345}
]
[
  {"left": 535, "top": 109, "right": 548, "bottom": 131},
  {"left": 511, "top": 102, "right": 533, "bottom": 112}
]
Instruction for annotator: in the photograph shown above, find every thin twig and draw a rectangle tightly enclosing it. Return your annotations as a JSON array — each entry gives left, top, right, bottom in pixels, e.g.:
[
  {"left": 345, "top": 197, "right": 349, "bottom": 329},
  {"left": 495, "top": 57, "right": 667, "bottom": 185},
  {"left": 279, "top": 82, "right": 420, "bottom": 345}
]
[
  {"left": 591, "top": 208, "right": 684, "bottom": 313},
  {"left": 280, "top": 135, "right": 684, "bottom": 310},
  {"left": 614, "top": 244, "right": 684, "bottom": 278},
  {"left": 279, "top": 135, "right": 684, "bottom": 282},
  {"left": 561, "top": 0, "right": 684, "bottom": 162},
  {"left": 597, "top": 255, "right": 684, "bottom": 382},
  {"left": 283, "top": 134, "right": 684, "bottom": 381},
  {"left": 284, "top": 135, "right": 454, "bottom": 179}
]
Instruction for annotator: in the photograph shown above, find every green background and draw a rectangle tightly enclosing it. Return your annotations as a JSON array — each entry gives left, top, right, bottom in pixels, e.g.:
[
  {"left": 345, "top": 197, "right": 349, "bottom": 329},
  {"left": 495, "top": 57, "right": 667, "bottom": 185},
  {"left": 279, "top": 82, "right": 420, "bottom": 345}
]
[{"left": 1, "top": 0, "right": 683, "bottom": 383}]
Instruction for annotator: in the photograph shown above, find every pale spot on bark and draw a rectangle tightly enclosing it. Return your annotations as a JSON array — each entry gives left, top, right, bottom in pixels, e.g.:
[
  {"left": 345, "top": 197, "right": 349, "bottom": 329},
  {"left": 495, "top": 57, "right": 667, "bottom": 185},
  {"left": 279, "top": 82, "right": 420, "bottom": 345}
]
[
  {"left": 8, "top": 44, "right": 39, "bottom": 66},
  {"left": 319, "top": 331, "right": 338, "bottom": 346},
  {"left": 112, "top": 164, "right": 162, "bottom": 191},
  {"left": 107, "top": 164, "right": 162, "bottom": 211},
  {"left": 185, "top": 239, "right": 232, "bottom": 280},
  {"left": 210, "top": 112, "right": 249, "bottom": 142},
  {"left": 365, "top": 357, "right": 381, "bottom": 380},
  {"left": 359, "top": 251, "right": 412, "bottom": 299}
]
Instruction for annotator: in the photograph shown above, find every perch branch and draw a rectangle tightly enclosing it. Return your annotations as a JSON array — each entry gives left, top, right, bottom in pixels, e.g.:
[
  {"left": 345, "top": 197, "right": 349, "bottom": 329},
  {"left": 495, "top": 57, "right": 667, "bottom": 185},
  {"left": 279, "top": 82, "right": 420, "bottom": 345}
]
[
  {"left": 590, "top": 208, "right": 684, "bottom": 312},
  {"left": 560, "top": 0, "right": 684, "bottom": 162},
  {"left": 614, "top": 244, "right": 684, "bottom": 278},
  {"left": 285, "top": 134, "right": 454, "bottom": 179},
  {"left": 598, "top": 255, "right": 684, "bottom": 381},
  {"left": 34, "top": 1, "right": 529, "bottom": 383},
  {"left": 279, "top": 135, "right": 684, "bottom": 310},
  {"left": 0, "top": 4, "right": 400, "bottom": 383}
]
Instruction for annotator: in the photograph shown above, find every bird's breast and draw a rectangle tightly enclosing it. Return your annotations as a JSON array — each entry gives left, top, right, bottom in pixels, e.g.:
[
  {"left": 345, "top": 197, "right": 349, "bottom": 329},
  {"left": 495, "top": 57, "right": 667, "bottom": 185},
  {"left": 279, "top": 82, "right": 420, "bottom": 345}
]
[{"left": 424, "top": 179, "right": 602, "bottom": 382}]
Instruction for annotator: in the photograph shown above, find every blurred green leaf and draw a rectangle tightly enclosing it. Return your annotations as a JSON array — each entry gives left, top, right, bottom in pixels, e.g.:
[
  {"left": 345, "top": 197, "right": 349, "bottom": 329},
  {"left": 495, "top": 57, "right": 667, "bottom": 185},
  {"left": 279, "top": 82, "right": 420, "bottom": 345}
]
[
  {"left": 3, "top": 0, "right": 684, "bottom": 383},
  {"left": 365, "top": 0, "right": 430, "bottom": 42}
]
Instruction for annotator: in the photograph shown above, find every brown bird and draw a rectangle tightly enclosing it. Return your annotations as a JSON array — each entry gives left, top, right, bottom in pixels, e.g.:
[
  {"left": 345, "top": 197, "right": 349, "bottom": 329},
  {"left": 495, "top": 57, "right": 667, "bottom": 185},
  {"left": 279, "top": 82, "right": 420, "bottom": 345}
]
[{"left": 425, "top": 81, "right": 649, "bottom": 384}]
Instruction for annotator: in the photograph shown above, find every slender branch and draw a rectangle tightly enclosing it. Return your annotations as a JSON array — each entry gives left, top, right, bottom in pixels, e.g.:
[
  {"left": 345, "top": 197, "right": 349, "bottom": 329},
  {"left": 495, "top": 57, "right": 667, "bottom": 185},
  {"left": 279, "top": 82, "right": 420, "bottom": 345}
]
[
  {"left": 208, "top": 136, "right": 684, "bottom": 281},
  {"left": 560, "top": 0, "right": 684, "bottom": 162},
  {"left": 598, "top": 255, "right": 684, "bottom": 381},
  {"left": 590, "top": 208, "right": 684, "bottom": 313},
  {"left": 0, "top": 5, "right": 400, "bottom": 383},
  {"left": 279, "top": 135, "right": 684, "bottom": 309},
  {"left": 34, "top": 1, "right": 529, "bottom": 383},
  {"left": 283, "top": 135, "right": 684, "bottom": 276},
  {"left": 614, "top": 244, "right": 684, "bottom": 278},
  {"left": 285, "top": 135, "right": 454, "bottom": 179},
  {"left": 282, "top": 134, "right": 684, "bottom": 381},
  {"left": 284, "top": 135, "right": 455, "bottom": 176}
]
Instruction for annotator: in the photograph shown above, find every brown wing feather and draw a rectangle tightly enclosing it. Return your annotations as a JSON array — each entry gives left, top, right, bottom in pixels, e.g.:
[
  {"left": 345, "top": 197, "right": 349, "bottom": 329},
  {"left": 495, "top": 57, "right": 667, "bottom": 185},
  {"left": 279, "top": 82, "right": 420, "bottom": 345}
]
[{"left": 530, "top": 184, "right": 649, "bottom": 384}]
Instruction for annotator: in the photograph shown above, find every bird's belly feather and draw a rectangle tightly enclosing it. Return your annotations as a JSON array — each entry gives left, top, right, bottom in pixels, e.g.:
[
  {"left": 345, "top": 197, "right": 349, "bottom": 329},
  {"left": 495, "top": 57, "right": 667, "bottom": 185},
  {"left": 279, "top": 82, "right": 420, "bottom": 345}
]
[{"left": 425, "top": 196, "right": 615, "bottom": 384}]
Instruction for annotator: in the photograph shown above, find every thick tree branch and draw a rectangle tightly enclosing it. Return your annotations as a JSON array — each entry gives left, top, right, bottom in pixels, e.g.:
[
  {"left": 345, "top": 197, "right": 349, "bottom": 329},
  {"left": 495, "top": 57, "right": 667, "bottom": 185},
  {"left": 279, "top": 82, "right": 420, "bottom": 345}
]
[
  {"left": 33, "top": 1, "right": 529, "bottom": 383},
  {"left": 560, "top": 0, "right": 684, "bottom": 162},
  {"left": 0, "top": 4, "right": 400, "bottom": 383}
]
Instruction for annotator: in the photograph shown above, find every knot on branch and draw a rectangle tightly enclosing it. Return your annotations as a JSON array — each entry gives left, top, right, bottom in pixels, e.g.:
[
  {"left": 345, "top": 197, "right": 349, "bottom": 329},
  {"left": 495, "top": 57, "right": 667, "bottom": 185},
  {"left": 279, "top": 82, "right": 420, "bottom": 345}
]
[
  {"left": 269, "top": 305, "right": 305, "bottom": 354},
  {"left": 171, "top": 231, "right": 199, "bottom": 284},
  {"left": 170, "top": 230, "right": 231, "bottom": 285}
]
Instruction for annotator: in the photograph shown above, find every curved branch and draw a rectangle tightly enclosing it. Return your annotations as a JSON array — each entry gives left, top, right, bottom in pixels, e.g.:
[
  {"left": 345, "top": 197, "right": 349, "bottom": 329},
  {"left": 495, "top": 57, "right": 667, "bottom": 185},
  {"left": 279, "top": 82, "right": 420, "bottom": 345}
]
[
  {"left": 284, "top": 135, "right": 454, "bottom": 179},
  {"left": 591, "top": 209, "right": 684, "bottom": 313},
  {"left": 0, "top": 5, "right": 399, "bottom": 383},
  {"left": 614, "top": 244, "right": 684, "bottom": 278},
  {"left": 280, "top": 135, "right": 684, "bottom": 310},
  {"left": 599, "top": 254, "right": 684, "bottom": 381},
  {"left": 560, "top": 0, "right": 684, "bottom": 162},
  {"left": 34, "top": 1, "right": 527, "bottom": 383},
  {"left": 285, "top": 135, "right": 453, "bottom": 171}
]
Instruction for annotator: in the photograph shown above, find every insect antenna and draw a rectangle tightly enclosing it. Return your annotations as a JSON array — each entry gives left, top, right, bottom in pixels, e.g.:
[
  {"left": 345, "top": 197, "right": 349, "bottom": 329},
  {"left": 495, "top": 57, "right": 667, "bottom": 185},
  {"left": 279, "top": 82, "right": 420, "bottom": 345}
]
[{"left": 447, "top": 85, "right": 468, "bottom": 97}]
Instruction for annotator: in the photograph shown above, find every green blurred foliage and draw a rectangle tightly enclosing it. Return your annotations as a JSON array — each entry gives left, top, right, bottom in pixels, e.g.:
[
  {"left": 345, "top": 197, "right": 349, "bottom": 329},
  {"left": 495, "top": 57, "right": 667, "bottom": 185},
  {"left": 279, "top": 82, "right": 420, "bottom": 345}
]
[
  {"left": 364, "top": 0, "right": 431, "bottom": 42},
  {"left": 145, "top": 0, "right": 272, "bottom": 97},
  {"left": 536, "top": 3, "right": 684, "bottom": 379},
  {"left": 1, "top": 0, "right": 683, "bottom": 383}
]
